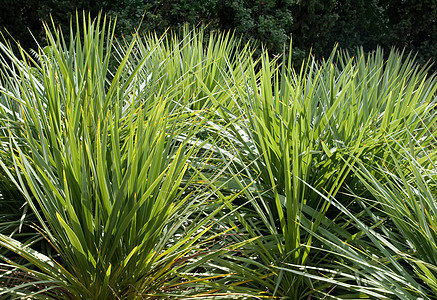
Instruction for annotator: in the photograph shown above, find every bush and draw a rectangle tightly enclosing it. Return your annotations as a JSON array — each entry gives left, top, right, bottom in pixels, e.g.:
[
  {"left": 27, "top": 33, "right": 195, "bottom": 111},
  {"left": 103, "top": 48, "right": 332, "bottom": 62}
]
[{"left": 1, "top": 0, "right": 436, "bottom": 69}]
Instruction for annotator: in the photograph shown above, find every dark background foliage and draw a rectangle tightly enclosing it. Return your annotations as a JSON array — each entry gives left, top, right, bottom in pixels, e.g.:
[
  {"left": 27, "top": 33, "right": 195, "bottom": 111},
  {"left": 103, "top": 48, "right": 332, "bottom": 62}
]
[{"left": 0, "top": 0, "right": 436, "bottom": 69}]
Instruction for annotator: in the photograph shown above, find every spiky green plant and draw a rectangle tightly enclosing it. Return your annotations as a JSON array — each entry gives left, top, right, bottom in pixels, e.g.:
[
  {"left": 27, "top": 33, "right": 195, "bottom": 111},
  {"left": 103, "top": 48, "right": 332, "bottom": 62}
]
[
  {"left": 199, "top": 45, "right": 437, "bottom": 298},
  {"left": 343, "top": 131, "right": 437, "bottom": 298},
  {"left": 1, "top": 11, "right": 437, "bottom": 300},
  {"left": 0, "top": 14, "right": 252, "bottom": 299}
]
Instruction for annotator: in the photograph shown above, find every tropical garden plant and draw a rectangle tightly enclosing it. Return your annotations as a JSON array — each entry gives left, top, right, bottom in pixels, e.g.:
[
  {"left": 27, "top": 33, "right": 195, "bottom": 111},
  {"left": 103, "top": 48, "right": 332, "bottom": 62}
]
[{"left": 0, "top": 13, "right": 436, "bottom": 299}]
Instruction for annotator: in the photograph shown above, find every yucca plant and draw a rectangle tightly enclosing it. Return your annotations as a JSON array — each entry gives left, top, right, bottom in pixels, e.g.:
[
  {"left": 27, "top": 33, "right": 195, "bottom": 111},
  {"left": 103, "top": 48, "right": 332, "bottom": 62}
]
[{"left": 0, "top": 14, "right": 249, "bottom": 299}]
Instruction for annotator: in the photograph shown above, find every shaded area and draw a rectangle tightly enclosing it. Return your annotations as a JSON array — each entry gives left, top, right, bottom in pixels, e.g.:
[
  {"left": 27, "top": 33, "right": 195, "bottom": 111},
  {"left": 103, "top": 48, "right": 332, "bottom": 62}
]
[{"left": 0, "top": 0, "right": 436, "bottom": 69}]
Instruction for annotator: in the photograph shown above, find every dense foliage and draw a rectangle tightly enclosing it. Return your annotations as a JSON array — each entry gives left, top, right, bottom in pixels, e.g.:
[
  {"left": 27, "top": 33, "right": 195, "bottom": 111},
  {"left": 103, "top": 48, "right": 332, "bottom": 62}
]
[
  {"left": 0, "top": 0, "right": 435, "bottom": 68},
  {"left": 0, "top": 14, "right": 437, "bottom": 299}
]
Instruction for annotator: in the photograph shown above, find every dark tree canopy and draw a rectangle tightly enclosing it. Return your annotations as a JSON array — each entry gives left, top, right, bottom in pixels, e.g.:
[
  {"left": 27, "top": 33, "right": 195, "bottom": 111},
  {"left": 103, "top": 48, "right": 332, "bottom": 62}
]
[{"left": 0, "top": 0, "right": 435, "bottom": 69}]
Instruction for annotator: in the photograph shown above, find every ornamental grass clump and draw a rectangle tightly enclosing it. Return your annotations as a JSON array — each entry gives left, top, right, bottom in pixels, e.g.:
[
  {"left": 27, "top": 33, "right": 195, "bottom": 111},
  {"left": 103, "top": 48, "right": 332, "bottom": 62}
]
[
  {"left": 197, "top": 46, "right": 437, "bottom": 298},
  {"left": 0, "top": 14, "right": 250, "bottom": 299}
]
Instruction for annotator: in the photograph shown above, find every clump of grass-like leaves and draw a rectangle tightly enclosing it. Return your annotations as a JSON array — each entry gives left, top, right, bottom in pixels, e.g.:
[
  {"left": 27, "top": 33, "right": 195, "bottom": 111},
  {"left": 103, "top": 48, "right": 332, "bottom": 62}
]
[
  {"left": 0, "top": 12, "right": 437, "bottom": 300},
  {"left": 197, "top": 45, "right": 437, "bottom": 298},
  {"left": 0, "top": 14, "right": 250, "bottom": 299}
]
